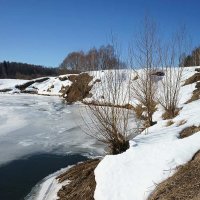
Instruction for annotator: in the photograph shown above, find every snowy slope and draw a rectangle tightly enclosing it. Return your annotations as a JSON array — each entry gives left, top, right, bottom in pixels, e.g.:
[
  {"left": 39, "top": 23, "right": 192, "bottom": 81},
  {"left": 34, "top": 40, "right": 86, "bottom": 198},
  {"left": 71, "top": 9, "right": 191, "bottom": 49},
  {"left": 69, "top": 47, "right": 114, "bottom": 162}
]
[
  {"left": 94, "top": 67, "right": 200, "bottom": 200},
  {"left": 0, "top": 76, "right": 72, "bottom": 96}
]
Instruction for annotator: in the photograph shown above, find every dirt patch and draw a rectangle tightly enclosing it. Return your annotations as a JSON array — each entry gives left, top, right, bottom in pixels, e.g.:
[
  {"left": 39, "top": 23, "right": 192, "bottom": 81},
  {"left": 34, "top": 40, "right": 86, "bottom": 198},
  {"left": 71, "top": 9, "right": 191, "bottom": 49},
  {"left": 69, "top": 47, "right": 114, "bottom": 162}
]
[
  {"left": 186, "top": 81, "right": 200, "bottom": 103},
  {"left": 16, "top": 77, "right": 49, "bottom": 91},
  {"left": 148, "top": 151, "right": 200, "bottom": 200},
  {"left": 62, "top": 73, "right": 93, "bottom": 103},
  {"left": 0, "top": 88, "right": 12, "bottom": 92},
  {"left": 166, "top": 120, "right": 174, "bottom": 127},
  {"left": 57, "top": 159, "right": 100, "bottom": 200},
  {"left": 183, "top": 73, "right": 200, "bottom": 86},
  {"left": 162, "top": 108, "right": 180, "bottom": 120},
  {"left": 179, "top": 126, "right": 200, "bottom": 139}
]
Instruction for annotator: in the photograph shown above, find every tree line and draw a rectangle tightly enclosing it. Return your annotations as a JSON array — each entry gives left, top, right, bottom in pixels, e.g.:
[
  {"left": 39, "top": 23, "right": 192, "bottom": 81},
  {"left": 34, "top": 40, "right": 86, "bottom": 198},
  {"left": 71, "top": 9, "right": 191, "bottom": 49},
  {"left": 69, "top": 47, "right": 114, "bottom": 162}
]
[
  {"left": 180, "top": 46, "right": 200, "bottom": 67},
  {"left": 0, "top": 61, "right": 58, "bottom": 79},
  {"left": 59, "top": 45, "right": 125, "bottom": 72}
]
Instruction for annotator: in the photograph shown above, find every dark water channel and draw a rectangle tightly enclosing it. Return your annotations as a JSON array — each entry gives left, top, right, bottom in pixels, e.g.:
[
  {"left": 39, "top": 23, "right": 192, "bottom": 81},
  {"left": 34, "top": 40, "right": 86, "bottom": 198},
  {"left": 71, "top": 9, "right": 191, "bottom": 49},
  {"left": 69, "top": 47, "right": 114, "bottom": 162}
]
[{"left": 0, "top": 153, "right": 88, "bottom": 200}]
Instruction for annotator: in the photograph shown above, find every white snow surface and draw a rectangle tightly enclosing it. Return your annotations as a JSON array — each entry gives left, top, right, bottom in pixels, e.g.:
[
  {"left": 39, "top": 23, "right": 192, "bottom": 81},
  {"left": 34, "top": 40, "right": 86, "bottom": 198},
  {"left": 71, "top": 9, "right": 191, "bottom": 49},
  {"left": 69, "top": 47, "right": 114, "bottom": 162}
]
[{"left": 94, "top": 66, "right": 200, "bottom": 200}]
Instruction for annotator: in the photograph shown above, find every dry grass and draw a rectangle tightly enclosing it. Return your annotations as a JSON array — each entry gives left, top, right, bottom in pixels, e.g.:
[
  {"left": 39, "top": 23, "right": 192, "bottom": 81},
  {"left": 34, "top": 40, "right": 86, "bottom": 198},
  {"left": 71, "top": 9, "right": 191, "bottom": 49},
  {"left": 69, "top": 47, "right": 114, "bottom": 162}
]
[
  {"left": 162, "top": 108, "right": 180, "bottom": 120},
  {"left": 177, "top": 120, "right": 187, "bottom": 126},
  {"left": 166, "top": 120, "right": 174, "bottom": 127},
  {"left": 183, "top": 73, "right": 200, "bottom": 86},
  {"left": 148, "top": 151, "right": 200, "bottom": 200},
  {"left": 62, "top": 73, "right": 93, "bottom": 103},
  {"left": 179, "top": 126, "right": 200, "bottom": 139},
  {"left": 57, "top": 159, "right": 100, "bottom": 200},
  {"left": 186, "top": 82, "right": 200, "bottom": 103}
]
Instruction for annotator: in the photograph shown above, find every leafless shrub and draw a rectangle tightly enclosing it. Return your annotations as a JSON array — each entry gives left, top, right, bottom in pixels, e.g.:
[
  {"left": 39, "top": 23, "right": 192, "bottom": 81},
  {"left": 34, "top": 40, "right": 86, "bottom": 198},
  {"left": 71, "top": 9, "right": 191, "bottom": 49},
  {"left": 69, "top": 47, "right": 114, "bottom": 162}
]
[
  {"left": 157, "top": 28, "right": 187, "bottom": 119},
  {"left": 130, "top": 16, "right": 160, "bottom": 127},
  {"left": 81, "top": 68, "right": 140, "bottom": 155}
]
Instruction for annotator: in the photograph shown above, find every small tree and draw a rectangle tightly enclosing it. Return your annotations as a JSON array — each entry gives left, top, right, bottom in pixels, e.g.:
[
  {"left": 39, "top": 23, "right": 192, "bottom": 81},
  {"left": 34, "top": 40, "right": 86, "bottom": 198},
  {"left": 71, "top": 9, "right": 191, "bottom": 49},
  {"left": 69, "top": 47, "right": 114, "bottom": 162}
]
[
  {"left": 157, "top": 29, "right": 187, "bottom": 119},
  {"left": 130, "top": 17, "right": 160, "bottom": 126},
  {"left": 82, "top": 69, "right": 137, "bottom": 155},
  {"left": 81, "top": 40, "right": 138, "bottom": 155}
]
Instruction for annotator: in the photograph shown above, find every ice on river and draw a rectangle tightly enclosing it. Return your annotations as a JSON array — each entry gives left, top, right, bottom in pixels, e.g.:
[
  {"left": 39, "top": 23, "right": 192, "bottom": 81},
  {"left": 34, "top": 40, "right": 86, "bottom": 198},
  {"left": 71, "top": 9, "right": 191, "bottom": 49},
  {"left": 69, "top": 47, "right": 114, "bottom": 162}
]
[{"left": 0, "top": 94, "right": 103, "bottom": 166}]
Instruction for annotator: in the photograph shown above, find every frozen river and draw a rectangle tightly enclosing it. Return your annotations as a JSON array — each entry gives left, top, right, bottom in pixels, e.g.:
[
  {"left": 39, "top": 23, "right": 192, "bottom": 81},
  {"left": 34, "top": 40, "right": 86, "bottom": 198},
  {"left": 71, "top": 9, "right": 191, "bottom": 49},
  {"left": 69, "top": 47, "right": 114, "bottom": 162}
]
[
  {"left": 0, "top": 94, "right": 102, "bottom": 166},
  {"left": 0, "top": 94, "right": 103, "bottom": 199}
]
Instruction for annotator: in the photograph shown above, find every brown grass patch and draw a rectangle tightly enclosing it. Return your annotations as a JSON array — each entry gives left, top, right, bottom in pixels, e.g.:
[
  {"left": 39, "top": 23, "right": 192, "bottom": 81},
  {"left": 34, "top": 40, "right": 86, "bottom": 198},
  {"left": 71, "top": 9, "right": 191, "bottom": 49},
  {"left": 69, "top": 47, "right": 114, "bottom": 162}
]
[
  {"left": 179, "top": 126, "right": 200, "bottom": 139},
  {"left": 186, "top": 82, "right": 200, "bottom": 103},
  {"left": 162, "top": 108, "right": 180, "bottom": 120},
  {"left": 166, "top": 120, "right": 174, "bottom": 127},
  {"left": 57, "top": 159, "right": 100, "bottom": 200},
  {"left": 148, "top": 151, "right": 200, "bottom": 200},
  {"left": 183, "top": 73, "right": 200, "bottom": 86},
  {"left": 62, "top": 73, "right": 93, "bottom": 103},
  {"left": 177, "top": 120, "right": 187, "bottom": 126},
  {"left": 15, "top": 77, "right": 49, "bottom": 91}
]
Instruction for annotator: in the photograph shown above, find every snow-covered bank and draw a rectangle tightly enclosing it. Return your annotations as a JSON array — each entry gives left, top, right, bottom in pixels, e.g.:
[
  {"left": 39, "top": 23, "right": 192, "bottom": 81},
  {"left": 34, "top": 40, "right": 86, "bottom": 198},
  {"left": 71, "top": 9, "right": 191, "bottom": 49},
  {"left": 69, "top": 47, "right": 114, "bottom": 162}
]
[
  {"left": 25, "top": 166, "right": 72, "bottom": 200},
  {"left": 94, "top": 67, "right": 200, "bottom": 200}
]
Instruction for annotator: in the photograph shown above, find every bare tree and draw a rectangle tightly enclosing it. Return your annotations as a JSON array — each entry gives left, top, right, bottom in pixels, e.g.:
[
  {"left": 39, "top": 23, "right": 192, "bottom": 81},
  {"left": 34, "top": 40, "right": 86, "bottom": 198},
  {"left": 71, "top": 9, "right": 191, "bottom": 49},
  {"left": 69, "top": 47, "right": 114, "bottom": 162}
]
[
  {"left": 80, "top": 39, "right": 139, "bottom": 155},
  {"left": 157, "top": 28, "right": 188, "bottom": 119},
  {"left": 81, "top": 69, "right": 138, "bottom": 155},
  {"left": 130, "top": 16, "right": 160, "bottom": 127}
]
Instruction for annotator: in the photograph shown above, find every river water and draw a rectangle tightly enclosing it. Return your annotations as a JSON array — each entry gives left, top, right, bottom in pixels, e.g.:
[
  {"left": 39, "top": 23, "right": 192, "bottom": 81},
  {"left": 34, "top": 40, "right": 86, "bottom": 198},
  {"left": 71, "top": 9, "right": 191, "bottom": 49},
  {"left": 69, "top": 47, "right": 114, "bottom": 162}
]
[{"left": 0, "top": 94, "right": 102, "bottom": 200}]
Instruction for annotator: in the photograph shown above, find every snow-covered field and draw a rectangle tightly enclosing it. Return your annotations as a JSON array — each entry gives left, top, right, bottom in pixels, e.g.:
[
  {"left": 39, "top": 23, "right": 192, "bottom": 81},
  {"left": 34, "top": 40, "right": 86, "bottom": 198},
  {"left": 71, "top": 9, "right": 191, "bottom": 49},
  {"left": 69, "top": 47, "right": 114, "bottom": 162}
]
[{"left": 0, "top": 94, "right": 103, "bottom": 166}]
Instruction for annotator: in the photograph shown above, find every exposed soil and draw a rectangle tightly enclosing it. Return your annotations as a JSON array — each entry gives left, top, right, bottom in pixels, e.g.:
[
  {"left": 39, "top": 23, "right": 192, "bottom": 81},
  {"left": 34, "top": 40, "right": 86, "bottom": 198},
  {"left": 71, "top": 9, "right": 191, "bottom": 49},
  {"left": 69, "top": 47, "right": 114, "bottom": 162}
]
[
  {"left": 0, "top": 88, "right": 12, "bottom": 92},
  {"left": 57, "top": 159, "right": 100, "bottom": 200},
  {"left": 148, "top": 151, "right": 200, "bottom": 200},
  {"left": 61, "top": 73, "right": 93, "bottom": 103},
  {"left": 179, "top": 126, "right": 200, "bottom": 139},
  {"left": 183, "top": 73, "right": 200, "bottom": 86},
  {"left": 15, "top": 77, "right": 49, "bottom": 91}
]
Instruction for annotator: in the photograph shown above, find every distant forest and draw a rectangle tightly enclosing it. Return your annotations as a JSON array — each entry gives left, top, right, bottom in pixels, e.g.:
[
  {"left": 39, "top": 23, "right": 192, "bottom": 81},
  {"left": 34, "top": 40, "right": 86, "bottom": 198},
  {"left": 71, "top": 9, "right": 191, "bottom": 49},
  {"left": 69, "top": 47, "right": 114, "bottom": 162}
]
[{"left": 0, "top": 61, "right": 58, "bottom": 79}]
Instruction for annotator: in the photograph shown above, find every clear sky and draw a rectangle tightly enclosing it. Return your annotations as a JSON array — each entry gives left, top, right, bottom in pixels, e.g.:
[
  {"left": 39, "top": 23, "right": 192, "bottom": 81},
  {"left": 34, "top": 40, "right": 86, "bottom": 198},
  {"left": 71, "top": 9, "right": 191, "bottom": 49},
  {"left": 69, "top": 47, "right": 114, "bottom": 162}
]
[{"left": 0, "top": 0, "right": 200, "bottom": 67}]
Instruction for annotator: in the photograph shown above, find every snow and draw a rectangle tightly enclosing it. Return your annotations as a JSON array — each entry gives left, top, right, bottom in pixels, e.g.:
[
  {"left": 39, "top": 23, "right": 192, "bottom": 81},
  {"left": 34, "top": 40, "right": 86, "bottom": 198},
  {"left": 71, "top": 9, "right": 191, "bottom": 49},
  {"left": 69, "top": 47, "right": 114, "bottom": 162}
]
[
  {"left": 94, "top": 66, "right": 200, "bottom": 200},
  {"left": 0, "top": 76, "right": 72, "bottom": 95}
]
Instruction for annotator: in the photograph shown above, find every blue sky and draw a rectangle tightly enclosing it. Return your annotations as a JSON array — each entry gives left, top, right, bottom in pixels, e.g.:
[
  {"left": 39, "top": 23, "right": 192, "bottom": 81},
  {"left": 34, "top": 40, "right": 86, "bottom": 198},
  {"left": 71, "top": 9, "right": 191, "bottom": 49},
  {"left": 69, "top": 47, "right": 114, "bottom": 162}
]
[{"left": 0, "top": 0, "right": 200, "bottom": 67}]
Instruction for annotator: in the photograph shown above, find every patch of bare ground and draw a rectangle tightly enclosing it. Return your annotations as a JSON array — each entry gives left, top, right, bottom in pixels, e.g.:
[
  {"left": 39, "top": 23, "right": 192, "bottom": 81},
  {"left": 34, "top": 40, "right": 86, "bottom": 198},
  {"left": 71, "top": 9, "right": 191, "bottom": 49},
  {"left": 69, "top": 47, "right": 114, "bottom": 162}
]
[
  {"left": 57, "top": 159, "right": 100, "bottom": 200},
  {"left": 179, "top": 126, "right": 200, "bottom": 139},
  {"left": 186, "top": 82, "right": 200, "bottom": 103},
  {"left": 183, "top": 72, "right": 200, "bottom": 86},
  {"left": 148, "top": 151, "right": 200, "bottom": 200},
  {"left": 162, "top": 108, "right": 180, "bottom": 120},
  {"left": 166, "top": 120, "right": 174, "bottom": 127},
  {"left": 15, "top": 77, "right": 49, "bottom": 91},
  {"left": 61, "top": 73, "right": 94, "bottom": 103}
]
